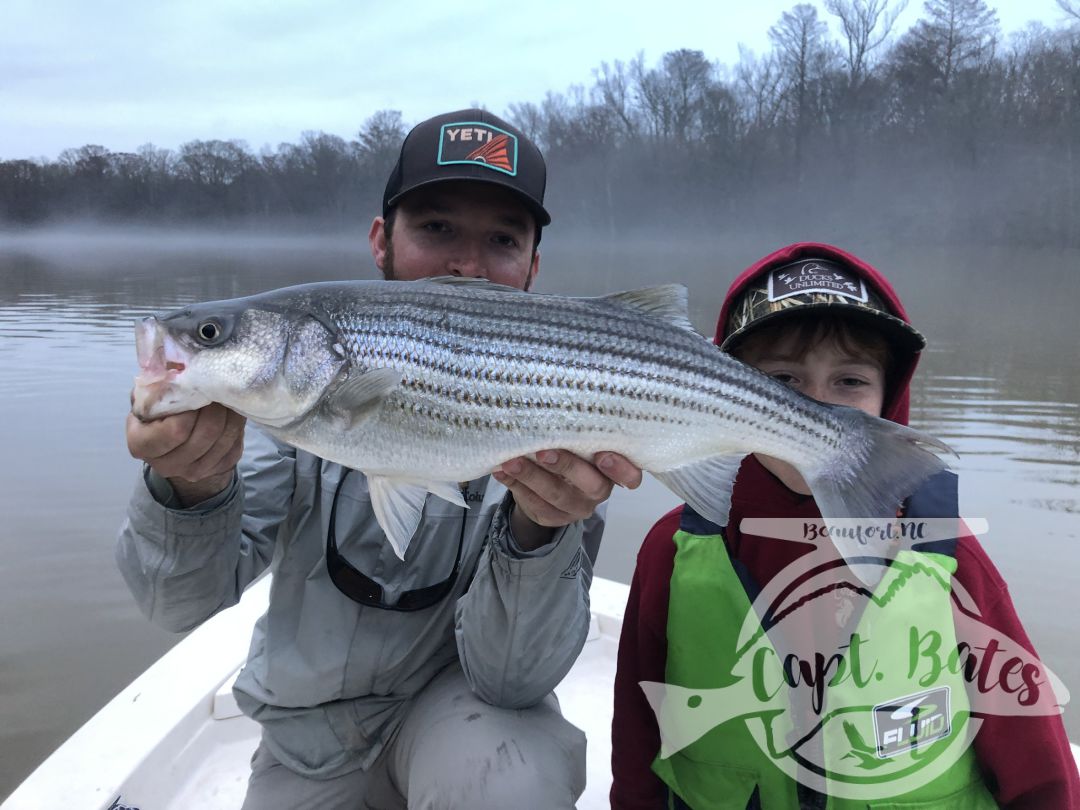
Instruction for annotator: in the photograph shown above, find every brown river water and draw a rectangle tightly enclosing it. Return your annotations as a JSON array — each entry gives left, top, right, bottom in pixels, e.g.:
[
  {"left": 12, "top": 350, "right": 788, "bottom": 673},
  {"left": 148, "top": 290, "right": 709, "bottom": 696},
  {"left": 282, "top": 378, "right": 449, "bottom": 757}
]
[{"left": 0, "top": 229, "right": 1077, "bottom": 800}]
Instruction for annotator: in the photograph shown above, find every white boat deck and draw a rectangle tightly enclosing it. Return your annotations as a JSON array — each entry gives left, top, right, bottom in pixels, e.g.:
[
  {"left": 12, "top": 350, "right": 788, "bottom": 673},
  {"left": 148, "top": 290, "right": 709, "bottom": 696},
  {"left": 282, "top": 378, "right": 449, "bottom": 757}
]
[
  {"left": 2, "top": 574, "right": 1077, "bottom": 809},
  {"left": 0, "top": 576, "right": 628, "bottom": 810}
]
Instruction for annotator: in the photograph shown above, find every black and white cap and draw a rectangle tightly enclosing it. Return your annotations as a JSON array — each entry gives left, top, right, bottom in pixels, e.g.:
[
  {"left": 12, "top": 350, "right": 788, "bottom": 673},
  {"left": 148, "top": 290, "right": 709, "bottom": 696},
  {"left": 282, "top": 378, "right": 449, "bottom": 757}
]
[{"left": 382, "top": 108, "right": 551, "bottom": 226}]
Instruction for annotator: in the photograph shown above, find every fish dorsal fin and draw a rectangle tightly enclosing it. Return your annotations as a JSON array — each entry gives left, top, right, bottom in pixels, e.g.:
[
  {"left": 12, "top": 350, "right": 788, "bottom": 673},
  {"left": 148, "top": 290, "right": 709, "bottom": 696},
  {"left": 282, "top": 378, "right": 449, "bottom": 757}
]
[
  {"left": 367, "top": 475, "right": 467, "bottom": 559},
  {"left": 326, "top": 367, "right": 403, "bottom": 427},
  {"left": 601, "top": 285, "right": 696, "bottom": 331},
  {"left": 418, "top": 276, "right": 525, "bottom": 294},
  {"left": 653, "top": 454, "right": 748, "bottom": 528}
]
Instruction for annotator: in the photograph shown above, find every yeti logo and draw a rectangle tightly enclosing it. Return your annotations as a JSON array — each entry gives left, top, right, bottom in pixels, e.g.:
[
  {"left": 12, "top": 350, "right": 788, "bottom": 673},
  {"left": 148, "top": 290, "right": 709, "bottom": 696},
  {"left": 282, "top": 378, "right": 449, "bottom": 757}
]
[{"left": 437, "top": 122, "right": 518, "bottom": 175}]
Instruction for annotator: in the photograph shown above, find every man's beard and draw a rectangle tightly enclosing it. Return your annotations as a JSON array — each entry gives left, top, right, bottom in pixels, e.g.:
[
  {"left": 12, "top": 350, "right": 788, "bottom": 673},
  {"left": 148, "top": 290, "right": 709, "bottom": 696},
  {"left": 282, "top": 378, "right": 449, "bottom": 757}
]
[
  {"left": 380, "top": 237, "right": 396, "bottom": 280},
  {"left": 379, "top": 237, "right": 534, "bottom": 291}
]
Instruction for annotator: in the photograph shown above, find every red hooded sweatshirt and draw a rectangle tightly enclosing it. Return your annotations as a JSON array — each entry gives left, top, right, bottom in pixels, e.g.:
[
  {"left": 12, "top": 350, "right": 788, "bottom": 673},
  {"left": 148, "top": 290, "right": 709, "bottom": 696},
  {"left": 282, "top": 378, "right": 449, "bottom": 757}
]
[{"left": 610, "top": 243, "right": 1079, "bottom": 809}]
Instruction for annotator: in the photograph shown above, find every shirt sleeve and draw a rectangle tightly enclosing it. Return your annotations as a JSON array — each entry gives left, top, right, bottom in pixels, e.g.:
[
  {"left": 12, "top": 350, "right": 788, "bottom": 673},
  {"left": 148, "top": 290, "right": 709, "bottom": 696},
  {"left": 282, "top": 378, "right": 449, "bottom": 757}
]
[
  {"left": 453, "top": 491, "right": 600, "bottom": 709},
  {"left": 114, "top": 426, "right": 294, "bottom": 633},
  {"left": 954, "top": 537, "right": 1080, "bottom": 809},
  {"left": 610, "top": 511, "right": 681, "bottom": 810}
]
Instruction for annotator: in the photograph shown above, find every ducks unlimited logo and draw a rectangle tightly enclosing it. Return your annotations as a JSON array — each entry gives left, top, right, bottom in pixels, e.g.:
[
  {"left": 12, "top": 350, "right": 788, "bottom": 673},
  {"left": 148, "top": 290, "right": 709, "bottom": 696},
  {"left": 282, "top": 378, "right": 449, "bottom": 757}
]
[{"left": 640, "top": 526, "right": 1070, "bottom": 801}]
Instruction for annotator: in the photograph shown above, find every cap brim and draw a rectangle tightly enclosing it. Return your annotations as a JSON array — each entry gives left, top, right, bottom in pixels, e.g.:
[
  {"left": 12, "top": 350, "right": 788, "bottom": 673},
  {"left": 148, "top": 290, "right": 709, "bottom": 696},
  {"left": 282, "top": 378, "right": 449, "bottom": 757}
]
[
  {"left": 386, "top": 172, "right": 551, "bottom": 227},
  {"left": 719, "top": 302, "right": 926, "bottom": 354}
]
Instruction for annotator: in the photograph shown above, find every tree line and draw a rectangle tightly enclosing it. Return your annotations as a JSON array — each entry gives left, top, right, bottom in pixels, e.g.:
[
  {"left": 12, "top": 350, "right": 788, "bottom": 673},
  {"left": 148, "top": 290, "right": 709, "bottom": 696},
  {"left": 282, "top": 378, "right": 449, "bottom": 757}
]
[{"left": 2, "top": 0, "right": 1079, "bottom": 247}]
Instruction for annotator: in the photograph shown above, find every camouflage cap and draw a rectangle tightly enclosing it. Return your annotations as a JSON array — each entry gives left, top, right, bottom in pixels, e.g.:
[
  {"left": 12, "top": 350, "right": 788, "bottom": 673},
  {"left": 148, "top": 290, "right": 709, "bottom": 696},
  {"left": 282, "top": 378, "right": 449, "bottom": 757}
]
[{"left": 719, "top": 258, "right": 926, "bottom": 354}]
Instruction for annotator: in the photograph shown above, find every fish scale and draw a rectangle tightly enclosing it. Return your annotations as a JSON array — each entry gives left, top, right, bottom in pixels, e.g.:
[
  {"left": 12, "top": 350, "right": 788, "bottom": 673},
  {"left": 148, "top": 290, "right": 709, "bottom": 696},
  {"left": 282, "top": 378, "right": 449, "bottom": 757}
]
[{"left": 132, "top": 276, "right": 951, "bottom": 565}]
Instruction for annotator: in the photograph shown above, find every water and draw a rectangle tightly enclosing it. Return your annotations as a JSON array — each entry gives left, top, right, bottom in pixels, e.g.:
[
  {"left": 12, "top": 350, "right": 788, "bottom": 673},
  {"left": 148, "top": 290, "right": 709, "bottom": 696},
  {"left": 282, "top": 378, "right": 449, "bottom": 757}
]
[{"left": 0, "top": 230, "right": 1077, "bottom": 800}]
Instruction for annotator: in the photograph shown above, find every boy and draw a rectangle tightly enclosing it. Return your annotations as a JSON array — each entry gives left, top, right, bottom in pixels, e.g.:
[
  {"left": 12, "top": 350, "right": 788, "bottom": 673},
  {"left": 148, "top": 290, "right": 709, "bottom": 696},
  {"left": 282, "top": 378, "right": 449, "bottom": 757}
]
[{"left": 611, "top": 242, "right": 1078, "bottom": 808}]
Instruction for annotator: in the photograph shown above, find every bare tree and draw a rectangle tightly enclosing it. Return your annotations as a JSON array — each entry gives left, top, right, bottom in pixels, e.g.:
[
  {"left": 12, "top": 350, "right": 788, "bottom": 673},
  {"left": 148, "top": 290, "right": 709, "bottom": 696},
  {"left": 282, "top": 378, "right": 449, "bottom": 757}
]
[
  {"left": 0, "top": 159, "right": 47, "bottom": 222},
  {"left": 355, "top": 110, "right": 406, "bottom": 194},
  {"left": 1057, "top": 0, "right": 1080, "bottom": 22},
  {"left": 630, "top": 56, "right": 675, "bottom": 141},
  {"left": 592, "top": 58, "right": 641, "bottom": 142},
  {"left": 825, "top": 0, "right": 909, "bottom": 86},
  {"left": 55, "top": 145, "right": 113, "bottom": 211},
  {"left": 356, "top": 110, "right": 405, "bottom": 165},
  {"left": 507, "top": 101, "right": 545, "bottom": 146},
  {"left": 293, "top": 132, "right": 355, "bottom": 217},
  {"left": 905, "top": 0, "right": 1000, "bottom": 89},
  {"left": 661, "top": 49, "right": 716, "bottom": 143},
  {"left": 539, "top": 90, "right": 577, "bottom": 152},
  {"left": 58, "top": 144, "right": 111, "bottom": 180},
  {"left": 177, "top": 140, "right": 252, "bottom": 188},
  {"left": 769, "top": 4, "right": 832, "bottom": 117},
  {"left": 735, "top": 46, "right": 785, "bottom": 133},
  {"left": 769, "top": 4, "right": 835, "bottom": 178}
]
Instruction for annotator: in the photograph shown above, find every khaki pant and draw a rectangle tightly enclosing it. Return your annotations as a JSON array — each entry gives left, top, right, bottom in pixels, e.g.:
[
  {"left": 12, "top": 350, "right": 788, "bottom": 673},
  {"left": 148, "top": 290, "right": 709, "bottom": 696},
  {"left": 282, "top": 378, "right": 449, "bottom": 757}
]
[{"left": 241, "top": 664, "right": 587, "bottom": 809}]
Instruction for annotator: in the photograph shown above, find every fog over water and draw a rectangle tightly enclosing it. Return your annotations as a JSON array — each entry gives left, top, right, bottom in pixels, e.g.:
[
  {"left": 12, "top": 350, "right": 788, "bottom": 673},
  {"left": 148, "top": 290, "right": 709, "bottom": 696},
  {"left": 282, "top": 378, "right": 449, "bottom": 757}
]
[{"left": 0, "top": 227, "right": 1078, "bottom": 800}]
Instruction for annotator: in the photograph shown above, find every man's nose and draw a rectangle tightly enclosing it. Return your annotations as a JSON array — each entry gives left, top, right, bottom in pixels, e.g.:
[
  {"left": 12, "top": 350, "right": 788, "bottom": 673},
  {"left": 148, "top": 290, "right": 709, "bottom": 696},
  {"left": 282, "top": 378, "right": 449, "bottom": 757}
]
[{"left": 446, "top": 245, "right": 485, "bottom": 277}]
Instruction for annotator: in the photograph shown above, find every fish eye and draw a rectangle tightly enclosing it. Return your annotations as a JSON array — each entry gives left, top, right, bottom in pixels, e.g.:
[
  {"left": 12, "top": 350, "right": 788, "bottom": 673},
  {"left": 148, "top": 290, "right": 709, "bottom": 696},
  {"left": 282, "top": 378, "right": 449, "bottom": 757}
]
[{"left": 196, "top": 320, "right": 223, "bottom": 343}]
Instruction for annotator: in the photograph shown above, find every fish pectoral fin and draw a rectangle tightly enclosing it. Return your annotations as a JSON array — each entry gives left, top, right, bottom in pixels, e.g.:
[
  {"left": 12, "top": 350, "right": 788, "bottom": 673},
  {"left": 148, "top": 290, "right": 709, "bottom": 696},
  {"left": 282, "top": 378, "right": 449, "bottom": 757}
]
[
  {"left": 600, "top": 285, "right": 697, "bottom": 332},
  {"left": 653, "top": 455, "right": 747, "bottom": 529},
  {"left": 425, "top": 481, "right": 467, "bottom": 508},
  {"left": 367, "top": 476, "right": 429, "bottom": 560},
  {"left": 367, "top": 477, "right": 467, "bottom": 560},
  {"left": 327, "top": 367, "right": 402, "bottom": 426}
]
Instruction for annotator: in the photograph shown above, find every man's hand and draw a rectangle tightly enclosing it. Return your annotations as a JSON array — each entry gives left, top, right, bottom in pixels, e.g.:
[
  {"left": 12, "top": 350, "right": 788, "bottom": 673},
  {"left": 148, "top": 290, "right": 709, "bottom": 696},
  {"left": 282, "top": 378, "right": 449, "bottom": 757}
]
[
  {"left": 126, "top": 400, "right": 246, "bottom": 507},
  {"left": 492, "top": 450, "right": 642, "bottom": 552}
]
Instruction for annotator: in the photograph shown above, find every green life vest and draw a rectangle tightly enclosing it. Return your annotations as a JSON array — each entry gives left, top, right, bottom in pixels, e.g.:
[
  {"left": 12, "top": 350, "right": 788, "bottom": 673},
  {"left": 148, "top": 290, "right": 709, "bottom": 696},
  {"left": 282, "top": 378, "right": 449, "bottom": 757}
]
[{"left": 652, "top": 476, "right": 998, "bottom": 809}]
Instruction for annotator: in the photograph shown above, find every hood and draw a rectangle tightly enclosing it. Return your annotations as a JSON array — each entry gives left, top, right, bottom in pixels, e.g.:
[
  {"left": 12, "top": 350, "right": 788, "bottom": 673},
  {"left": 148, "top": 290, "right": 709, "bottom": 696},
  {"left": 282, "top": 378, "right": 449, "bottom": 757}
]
[{"left": 715, "top": 242, "right": 921, "bottom": 426}]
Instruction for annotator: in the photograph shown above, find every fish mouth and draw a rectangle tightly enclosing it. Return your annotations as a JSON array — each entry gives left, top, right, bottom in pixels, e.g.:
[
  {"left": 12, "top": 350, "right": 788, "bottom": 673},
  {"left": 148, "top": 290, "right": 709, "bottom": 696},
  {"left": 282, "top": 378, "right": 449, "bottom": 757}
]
[
  {"left": 135, "top": 317, "right": 190, "bottom": 379},
  {"left": 132, "top": 317, "right": 196, "bottom": 419}
]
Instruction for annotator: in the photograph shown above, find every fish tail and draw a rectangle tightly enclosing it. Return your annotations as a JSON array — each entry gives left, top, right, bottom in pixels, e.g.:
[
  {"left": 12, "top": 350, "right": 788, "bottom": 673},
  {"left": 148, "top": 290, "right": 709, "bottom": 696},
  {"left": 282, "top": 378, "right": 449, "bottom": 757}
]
[{"left": 805, "top": 407, "right": 952, "bottom": 565}]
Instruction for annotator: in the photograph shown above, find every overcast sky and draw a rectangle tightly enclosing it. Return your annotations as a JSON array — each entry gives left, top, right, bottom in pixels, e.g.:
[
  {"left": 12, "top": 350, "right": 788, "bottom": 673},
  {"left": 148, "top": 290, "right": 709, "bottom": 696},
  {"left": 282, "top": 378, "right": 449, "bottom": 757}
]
[{"left": 1, "top": 0, "right": 1072, "bottom": 161}]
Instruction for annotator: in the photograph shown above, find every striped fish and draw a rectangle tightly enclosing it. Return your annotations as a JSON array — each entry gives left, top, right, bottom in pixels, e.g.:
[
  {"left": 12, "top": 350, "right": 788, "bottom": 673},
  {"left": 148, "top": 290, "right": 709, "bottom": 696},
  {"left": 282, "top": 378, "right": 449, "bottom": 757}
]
[{"left": 131, "top": 277, "right": 949, "bottom": 561}]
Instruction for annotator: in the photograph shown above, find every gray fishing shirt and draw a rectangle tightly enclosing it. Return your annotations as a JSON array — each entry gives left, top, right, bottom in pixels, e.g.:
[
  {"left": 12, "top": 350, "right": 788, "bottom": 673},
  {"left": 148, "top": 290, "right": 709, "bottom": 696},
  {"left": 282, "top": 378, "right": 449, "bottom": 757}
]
[{"left": 115, "top": 426, "right": 601, "bottom": 778}]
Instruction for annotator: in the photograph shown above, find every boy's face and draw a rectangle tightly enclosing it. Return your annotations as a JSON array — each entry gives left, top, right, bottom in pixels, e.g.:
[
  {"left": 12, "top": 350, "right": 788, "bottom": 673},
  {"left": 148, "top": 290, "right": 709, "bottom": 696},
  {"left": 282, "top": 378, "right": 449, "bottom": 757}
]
[
  {"left": 738, "top": 329, "right": 887, "bottom": 495},
  {"left": 738, "top": 330, "right": 887, "bottom": 417}
]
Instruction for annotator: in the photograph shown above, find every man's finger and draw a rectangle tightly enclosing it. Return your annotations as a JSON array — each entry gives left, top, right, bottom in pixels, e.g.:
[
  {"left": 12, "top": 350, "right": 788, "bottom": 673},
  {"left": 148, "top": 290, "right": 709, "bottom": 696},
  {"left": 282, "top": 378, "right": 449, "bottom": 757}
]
[
  {"left": 594, "top": 452, "right": 644, "bottom": 489},
  {"left": 126, "top": 410, "right": 198, "bottom": 461},
  {"left": 493, "top": 472, "right": 577, "bottom": 528},
  {"left": 184, "top": 411, "right": 246, "bottom": 481},
  {"left": 498, "top": 457, "right": 597, "bottom": 521},
  {"left": 137, "top": 405, "right": 240, "bottom": 481},
  {"left": 535, "top": 449, "right": 613, "bottom": 502}
]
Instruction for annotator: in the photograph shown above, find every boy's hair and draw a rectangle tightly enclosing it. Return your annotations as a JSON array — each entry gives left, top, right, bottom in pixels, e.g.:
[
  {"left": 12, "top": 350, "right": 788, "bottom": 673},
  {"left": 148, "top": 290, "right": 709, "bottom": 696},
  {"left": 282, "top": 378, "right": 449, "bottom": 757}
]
[{"left": 729, "top": 311, "right": 893, "bottom": 379}]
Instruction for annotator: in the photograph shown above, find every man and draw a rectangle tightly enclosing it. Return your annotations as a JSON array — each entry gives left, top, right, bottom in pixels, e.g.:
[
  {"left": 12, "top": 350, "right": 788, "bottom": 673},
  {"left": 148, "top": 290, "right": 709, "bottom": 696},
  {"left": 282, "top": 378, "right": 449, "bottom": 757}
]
[{"left": 119, "top": 109, "right": 641, "bottom": 809}]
